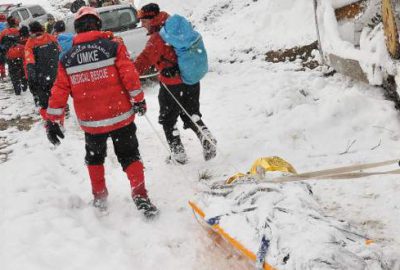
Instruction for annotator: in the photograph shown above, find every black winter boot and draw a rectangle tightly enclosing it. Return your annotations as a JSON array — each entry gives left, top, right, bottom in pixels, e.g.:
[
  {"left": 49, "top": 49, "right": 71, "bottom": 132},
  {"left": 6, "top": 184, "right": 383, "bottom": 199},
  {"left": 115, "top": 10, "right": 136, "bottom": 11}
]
[
  {"left": 190, "top": 120, "right": 217, "bottom": 161},
  {"left": 133, "top": 196, "right": 159, "bottom": 219},
  {"left": 163, "top": 124, "right": 188, "bottom": 164},
  {"left": 200, "top": 128, "right": 217, "bottom": 161}
]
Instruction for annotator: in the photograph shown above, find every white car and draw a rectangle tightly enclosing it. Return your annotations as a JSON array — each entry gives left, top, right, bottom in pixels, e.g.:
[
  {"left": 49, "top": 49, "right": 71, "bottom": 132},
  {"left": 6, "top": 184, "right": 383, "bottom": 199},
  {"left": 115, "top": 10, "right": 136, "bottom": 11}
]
[
  {"left": 64, "top": 4, "right": 156, "bottom": 78},
  {"left": 1, "top": 4, "right": 49, "bottom": 27}
]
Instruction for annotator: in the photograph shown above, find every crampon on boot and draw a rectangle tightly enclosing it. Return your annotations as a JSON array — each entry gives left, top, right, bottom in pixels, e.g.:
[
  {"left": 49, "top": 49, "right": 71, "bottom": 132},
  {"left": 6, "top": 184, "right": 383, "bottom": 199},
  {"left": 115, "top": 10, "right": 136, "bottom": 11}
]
[
  {"left": 201, "top": 130, "right": 217, "bottom": 161},
  {"left": 133, "top": 196, "right": 159, "bottom": 219}
]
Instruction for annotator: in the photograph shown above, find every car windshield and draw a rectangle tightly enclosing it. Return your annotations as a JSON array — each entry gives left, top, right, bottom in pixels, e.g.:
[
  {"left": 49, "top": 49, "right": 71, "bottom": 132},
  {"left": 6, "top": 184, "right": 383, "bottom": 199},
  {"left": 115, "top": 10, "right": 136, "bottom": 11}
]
[
  {"left": 100, "top": 7, "right": 138, "bottom": 32},
  {"left": 0, "top": 6, "right": 10, "bottom": 12}
]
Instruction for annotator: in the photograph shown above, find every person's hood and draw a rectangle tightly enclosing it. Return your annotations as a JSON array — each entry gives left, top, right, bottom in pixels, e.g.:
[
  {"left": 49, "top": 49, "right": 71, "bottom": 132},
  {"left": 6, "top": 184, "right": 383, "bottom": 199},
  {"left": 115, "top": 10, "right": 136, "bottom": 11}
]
[{"left": 148, "top": 11, "right": 169, "bottom": 34}]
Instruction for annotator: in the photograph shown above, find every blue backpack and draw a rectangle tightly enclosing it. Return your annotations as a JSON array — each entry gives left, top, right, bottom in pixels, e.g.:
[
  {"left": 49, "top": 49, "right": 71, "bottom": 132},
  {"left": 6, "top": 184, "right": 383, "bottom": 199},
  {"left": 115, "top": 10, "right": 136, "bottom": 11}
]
[
  {"left": 57, "top": 32, "right": 74, "bottom": 60},
  {"left": 160, "top": 15, "right": 208, "bottom": 85}
]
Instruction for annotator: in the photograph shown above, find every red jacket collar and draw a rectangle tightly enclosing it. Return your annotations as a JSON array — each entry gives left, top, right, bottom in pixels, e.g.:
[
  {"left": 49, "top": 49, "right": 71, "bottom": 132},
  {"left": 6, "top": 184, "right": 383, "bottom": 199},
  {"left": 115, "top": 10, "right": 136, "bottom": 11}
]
[
  {"left": 148, "top": 11, "right": 169, "bottom": 34},
  {"left": 73, "top": 30, "right": 113, "bottom": 45}
]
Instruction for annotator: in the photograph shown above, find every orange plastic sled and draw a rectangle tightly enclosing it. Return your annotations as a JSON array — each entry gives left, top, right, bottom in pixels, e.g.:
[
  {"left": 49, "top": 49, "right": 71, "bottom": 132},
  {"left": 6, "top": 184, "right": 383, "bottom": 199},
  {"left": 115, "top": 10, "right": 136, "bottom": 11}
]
[{"left": 189, "top": 200, "right": 277, "bottom": 270}]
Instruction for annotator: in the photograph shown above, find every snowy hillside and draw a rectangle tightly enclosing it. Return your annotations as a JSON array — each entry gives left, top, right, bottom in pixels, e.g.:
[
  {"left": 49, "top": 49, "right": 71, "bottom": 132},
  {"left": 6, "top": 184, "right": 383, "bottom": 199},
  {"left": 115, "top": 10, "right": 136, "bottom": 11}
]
[{"left": 1, "top": 0, "right": 400, "bottom": 270}]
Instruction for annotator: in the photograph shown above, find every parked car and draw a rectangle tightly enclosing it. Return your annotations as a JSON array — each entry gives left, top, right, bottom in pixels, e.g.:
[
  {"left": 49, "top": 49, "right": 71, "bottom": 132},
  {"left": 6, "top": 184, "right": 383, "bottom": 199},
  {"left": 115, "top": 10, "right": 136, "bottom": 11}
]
[
  {"left": 314, "top": 0, "right": 400, "bottom": 108},
  {"left": 64, "top": 3, "right": 156, "bottom": 78},
  {"left": 0, "top": 4, "right": 48, "bottom": 27},
  {"left": 0, "top": 3, "right": 16, "bottom": 13}
]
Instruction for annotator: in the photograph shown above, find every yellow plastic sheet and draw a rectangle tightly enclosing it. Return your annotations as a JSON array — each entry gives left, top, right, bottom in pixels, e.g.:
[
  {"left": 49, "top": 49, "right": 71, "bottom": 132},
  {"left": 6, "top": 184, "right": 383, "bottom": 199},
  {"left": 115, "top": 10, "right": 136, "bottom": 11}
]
[{"left": 226, "top": 156, "right": 297, "bottom": 184}]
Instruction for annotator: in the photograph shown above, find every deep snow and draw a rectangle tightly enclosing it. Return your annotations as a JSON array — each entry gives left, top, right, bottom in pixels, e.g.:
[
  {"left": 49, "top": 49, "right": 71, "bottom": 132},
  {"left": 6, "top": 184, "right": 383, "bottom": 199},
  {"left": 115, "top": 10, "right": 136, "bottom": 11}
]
[{"left": 1, "top": 0, "right": 400, "bottom": 269}]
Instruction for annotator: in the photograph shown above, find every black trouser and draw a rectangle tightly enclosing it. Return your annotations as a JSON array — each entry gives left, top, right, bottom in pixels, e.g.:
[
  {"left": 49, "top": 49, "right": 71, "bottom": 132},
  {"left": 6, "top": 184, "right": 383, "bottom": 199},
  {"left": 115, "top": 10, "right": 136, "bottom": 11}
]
[
  {"left": 28, "top": 80, "right": 39, "bottom": 106},
  {"left": 84, "top": 122, "right": 141, "bottom": 170},
  {"left": 28, "top": 79, "right": 54, "bottom": 109},
  {"left": 7, "top": 58, "right": 27, "bottom": 95},
  {"left": 158, "top": 82, "right": 207, "bottom": 150}
]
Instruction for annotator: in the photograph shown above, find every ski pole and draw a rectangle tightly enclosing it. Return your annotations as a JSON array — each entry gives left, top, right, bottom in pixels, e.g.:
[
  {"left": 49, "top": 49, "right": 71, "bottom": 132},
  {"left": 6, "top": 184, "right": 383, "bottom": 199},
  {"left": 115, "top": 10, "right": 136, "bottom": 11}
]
[
  {"left": 143, "top": 113, "right": 180, "bottom": 165},
  {"left": 143, "top": 114, "right": 169, "bottom": 153},
  {"left": 161, "top": 82, "right": 240, "bottom": 171}
]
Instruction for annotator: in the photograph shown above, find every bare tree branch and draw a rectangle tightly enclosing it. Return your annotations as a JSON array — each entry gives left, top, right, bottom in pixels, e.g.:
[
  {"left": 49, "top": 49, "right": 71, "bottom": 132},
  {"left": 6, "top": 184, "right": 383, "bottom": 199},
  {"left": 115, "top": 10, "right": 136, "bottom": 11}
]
[
  {"left": 339, "top": 139, "right": 357, "bottom": 155},
  {"left": 370, "top": 139, "right": 381, "bottom": 150}
]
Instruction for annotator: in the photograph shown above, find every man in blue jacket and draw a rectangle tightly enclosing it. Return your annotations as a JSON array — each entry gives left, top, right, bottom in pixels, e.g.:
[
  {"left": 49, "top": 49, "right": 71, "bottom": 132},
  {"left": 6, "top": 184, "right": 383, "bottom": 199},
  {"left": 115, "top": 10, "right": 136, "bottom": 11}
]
[{"left": 53, "top": 21, "right": 73, "bottom": 59}]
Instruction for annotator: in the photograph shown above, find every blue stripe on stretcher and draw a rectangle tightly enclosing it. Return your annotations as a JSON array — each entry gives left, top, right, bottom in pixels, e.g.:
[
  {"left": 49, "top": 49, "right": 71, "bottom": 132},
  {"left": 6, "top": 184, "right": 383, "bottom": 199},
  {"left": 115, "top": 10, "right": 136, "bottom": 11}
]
[
  {"left": 256, "top": 235, "right": 270, "bottom": 270},
  {"left": 206, "top": 216, "right": 221, "bottom": 226}
]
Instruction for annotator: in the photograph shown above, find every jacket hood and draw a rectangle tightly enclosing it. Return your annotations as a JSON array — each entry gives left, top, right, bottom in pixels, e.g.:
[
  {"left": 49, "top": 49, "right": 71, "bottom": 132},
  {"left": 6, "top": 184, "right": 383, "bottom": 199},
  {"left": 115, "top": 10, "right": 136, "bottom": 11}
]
[
  {"left": 73, "top": 30, "right": 113, "bottom": 45},
  {"left": 148, "top": 11, "right": 169, "bottom": 34}
]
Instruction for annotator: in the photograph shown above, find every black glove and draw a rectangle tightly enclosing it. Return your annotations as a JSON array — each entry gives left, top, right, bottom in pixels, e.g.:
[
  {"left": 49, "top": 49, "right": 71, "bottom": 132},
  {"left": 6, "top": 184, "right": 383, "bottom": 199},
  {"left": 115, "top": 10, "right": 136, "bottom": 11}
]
[
  {"left": 132, "top": 99, "right": 147, "bottom": 116},
  {"left": 27, "top": 64, "right": 37, "bottom": 82},
  {"left": 46, "top": 120, "right": 65, "bottom": 146}
]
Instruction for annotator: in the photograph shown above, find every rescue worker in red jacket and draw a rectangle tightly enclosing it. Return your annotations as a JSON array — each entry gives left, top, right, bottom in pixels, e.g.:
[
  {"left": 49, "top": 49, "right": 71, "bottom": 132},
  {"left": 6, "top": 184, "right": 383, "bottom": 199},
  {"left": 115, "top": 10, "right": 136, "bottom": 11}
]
[
  {"left": 45, "top": 7, "right": 158, "bottom": 218},
  {"left": 25, "top": 21, "right": 59, "bottom": 111},
  {"left": 18, "top": 26, "right": 29, "bottom": 89},
  {"left": 0, "top": 16, "right": 27, "bottom": 95},
  {"left": 134, "top": 3, "right": 217, "bottom": 164}
]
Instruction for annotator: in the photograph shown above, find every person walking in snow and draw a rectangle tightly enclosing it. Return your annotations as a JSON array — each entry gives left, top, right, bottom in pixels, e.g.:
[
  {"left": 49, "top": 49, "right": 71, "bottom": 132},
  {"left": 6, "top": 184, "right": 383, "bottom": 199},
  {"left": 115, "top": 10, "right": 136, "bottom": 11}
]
[
  {"left": 53, "top": 20, "right": 74, "bottom": 59},
  {"left": 134, "top": 3, "right": 217, "bottom": 164},
  {"left": 5, "top": 24, "right": 29, "bottom": 95},
  {"left": 25, "top": 21, "right": 59, "bottom": 113},
  {"left": 45, "top": 7, "right": 158, "bottom": 218},
  {"left": 0, "top": 14, "right": 8, "bottom": 81},
  {"left": 0, "top": 16, "right": 27, "bottom": 95}
]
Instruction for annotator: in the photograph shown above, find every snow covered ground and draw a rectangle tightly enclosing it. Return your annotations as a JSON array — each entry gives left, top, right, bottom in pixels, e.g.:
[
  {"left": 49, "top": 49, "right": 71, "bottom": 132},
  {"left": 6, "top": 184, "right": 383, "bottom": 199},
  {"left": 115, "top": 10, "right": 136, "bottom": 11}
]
[{"left": 1, "top": 0, "right": 400, "bottom": 269}]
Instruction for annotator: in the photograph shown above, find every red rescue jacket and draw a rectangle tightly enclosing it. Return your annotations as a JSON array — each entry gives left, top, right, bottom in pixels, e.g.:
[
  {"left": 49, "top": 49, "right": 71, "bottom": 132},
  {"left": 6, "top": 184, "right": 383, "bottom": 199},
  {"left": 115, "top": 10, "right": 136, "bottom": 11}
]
[
  {"left": 47, "top": 30, "right": 142, "bottom": 134},
  {"left": 24, "top": 32, "right": 60, "bottom": 82},
  {"left": 134, "top": 12, "right": 183, "bottom": 85},
  {"left": 7, "top": 35, "right": 28, "bottom": 60},
  {"left": 0, "top": 27, "right": 22, "bottom": 60},
  {"left": 24, "top": 32, "right": 59, "bottom": 64}
]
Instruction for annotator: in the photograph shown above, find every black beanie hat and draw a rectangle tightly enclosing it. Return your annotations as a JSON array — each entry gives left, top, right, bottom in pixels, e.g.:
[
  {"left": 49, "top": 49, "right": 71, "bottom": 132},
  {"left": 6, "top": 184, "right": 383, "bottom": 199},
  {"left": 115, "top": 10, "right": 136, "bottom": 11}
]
[
  {"left": 19, "top": 26, "right": 29, "bottom": 38},
  {"left": 6, "top": 16, "right": 18, "bottom": 27},
  {"left": 54, "top": 20, "right": 66, "bottom": 33},
  {"left": 29, "top": 21, "right": 44, "bottom": 34},
  {"left": 138, "top": 3, "right": 160, "bottom": 19}
]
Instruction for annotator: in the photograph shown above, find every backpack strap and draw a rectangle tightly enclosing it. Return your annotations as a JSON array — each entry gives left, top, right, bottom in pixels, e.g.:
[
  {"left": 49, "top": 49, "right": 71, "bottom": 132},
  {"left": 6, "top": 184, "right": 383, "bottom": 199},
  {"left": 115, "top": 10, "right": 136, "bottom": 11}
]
[{"left": 159, "top": 55, "right": 180, "bottom": 78}]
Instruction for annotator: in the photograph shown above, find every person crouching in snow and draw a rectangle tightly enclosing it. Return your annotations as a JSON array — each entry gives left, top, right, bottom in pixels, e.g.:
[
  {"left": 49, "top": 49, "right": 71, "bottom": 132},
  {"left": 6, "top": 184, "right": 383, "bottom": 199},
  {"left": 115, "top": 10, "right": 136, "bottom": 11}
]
[
  {"left": 134, "top": 3, "right": 217, "bottom": 164},
  {"left": 25, "top": 21, "right": 60, "bottom": 112},
  {"left": 45, "top": 7, "right": 159, "bottom": 218}
]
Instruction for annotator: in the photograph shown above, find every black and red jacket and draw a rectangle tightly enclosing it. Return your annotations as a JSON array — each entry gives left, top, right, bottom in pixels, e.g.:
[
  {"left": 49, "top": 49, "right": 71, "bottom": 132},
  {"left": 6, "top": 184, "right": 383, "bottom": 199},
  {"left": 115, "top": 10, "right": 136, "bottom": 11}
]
[
  {"left": 134, "top": 12, "right": 183, "bottom": 85},
  {"left": 25, "top": 32, "right": 60, "bottom": 83},
  {"left": 47, "top": 30, "right": 143, "bottom": 134},
  {"left": 0, "top": 27, "right": 22, "bottom": 60}
]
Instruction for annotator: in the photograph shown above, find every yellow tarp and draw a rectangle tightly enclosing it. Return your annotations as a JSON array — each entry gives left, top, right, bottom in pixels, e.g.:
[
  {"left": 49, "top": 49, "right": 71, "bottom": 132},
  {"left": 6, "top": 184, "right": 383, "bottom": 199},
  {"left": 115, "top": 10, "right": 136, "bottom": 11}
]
[{"left": 226, "top": 156, "right": 297, "bottom": 184}]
